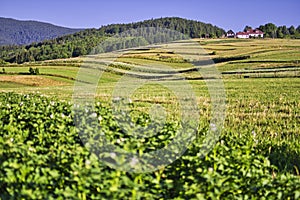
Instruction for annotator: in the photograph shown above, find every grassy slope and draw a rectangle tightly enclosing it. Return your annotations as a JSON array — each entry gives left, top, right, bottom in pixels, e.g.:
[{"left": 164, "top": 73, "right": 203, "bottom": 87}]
[
  {"left": 1, "top": 38, "right": 299, "bottom": 133},
  {"left": 0, "top": 38, "right": 299, "bottom": 198},
  {"left": 1, "top": 39, "right": 299, "bottom": 133},
  {"left": 1, "top": 38, "right": 299, "bottom": 108}
]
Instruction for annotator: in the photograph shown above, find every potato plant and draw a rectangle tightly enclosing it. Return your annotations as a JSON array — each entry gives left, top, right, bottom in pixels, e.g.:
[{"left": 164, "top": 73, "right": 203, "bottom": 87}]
[{"left": 0, "top": 92, "right": 299, "bottom": 199}]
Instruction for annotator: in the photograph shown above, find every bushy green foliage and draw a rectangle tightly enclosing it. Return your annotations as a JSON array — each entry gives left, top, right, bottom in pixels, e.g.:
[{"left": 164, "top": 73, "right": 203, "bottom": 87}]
[
  {"left": 0, "top": 92, "right": 299, "bottom": 199},
  {"left": 28, "top": 67, "right": 39, "bottom": 75}
]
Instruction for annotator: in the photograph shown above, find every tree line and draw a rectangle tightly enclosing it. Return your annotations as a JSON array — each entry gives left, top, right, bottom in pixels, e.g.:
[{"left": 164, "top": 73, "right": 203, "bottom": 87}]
[{"left": 244, "top": 23, "right": 300, "bottom": 39}]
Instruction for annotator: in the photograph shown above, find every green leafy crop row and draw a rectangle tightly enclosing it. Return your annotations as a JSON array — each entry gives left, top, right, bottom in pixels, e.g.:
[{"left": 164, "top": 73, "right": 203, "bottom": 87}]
[{"left": 0, "top": 93, "right": 299, "bottom": 199}]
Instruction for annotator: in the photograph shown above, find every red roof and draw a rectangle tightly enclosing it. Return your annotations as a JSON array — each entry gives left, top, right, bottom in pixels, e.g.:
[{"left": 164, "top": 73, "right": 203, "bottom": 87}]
[
  {"left": 237, "top": 29, "right": 264, "bottom": 35},
  {"left": 236, "top": 32, "right": 248, "bottom": 35},
  {"left": 247, "top": 29, "right": 264, "bottom": 34}
]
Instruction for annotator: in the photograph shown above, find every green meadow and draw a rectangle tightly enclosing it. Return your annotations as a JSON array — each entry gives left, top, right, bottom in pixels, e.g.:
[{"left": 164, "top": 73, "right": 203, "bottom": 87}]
[{"left": 0, "top": 38, "right": 299, "bottom": 199}]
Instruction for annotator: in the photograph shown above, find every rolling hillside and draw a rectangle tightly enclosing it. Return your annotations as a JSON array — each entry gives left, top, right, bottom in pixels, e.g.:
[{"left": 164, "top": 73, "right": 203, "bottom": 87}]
[
  {"left": 0, "top": 39, "right": 300, "bottom": 199},
  {"left": 0, "top": 17, "right": 83, "bottom": 45},
  {"left": 0, "top": 17, "right": 226, "bottom": 64}
]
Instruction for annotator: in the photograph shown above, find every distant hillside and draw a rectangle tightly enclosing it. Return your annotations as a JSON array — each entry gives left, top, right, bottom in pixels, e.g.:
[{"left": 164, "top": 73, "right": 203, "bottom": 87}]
[
  {"left": 0, "top": 17, "right": 83, "bottom": 45},
  {"left": 0, "top": 17, "right": 226, "bottom": 64},
  {"left": 100, "top": 17, "right": 225, "bottom": 38}
]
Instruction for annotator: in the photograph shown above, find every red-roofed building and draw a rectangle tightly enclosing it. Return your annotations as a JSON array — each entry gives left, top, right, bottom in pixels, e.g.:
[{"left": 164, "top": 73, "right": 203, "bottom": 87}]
[
  {"left": 236, "top": 29, "right": 264, "bottom": 38},
  {"left": 236, "top": 32, "right": 249, "bottom": 38}
]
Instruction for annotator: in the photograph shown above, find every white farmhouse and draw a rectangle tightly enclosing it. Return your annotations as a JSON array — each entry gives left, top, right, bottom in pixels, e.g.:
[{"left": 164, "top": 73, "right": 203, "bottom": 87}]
[
  {"left": 236, "top": 32, "right": 249, "bottom": 39},
  {"left": 236, "top": 29, "right": 264, "bottom": 38}
]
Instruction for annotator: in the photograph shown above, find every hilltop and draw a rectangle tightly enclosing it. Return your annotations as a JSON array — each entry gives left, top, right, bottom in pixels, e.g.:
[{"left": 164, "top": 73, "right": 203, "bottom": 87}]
[{"left": 0, "top": 17, "right": 83, "bottom": 45}]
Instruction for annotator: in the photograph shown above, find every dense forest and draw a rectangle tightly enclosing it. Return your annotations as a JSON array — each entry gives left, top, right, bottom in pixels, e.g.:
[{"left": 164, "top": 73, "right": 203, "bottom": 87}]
[
  {"left": 98, "top": 17, "right": 225, "bottom": 38},
  {"left": 0, "top": 17, "right": 225, "bottom": 64},
  {"left": 0, "top": 17, "right": 82, "bottom": 45},
  {"left": 0, "top": 29, "right": 106, "bottom": 63}
]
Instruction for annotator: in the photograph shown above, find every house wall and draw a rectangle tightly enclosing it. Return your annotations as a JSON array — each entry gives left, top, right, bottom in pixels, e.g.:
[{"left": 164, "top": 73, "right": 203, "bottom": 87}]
[
  {"left": 237, "top": 34, "right": 249, "bottom": 39},
  {"left": 227, "top": 34, "right": 235, "bottom": 38},
  {"left": 249, "top": 33, "right": 264, "bottom": 37}
]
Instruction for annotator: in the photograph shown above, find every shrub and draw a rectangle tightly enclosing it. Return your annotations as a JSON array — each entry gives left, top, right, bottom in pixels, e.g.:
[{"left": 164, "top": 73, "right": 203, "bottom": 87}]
[
  {"left": 28, "top": 67, "right": 40, "bottom": 75},
  {"left": 210, "top": 51, "right": 217, "bottom": 55}
]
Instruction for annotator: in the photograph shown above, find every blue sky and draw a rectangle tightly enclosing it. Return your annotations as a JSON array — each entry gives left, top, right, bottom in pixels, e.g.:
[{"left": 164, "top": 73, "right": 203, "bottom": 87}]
[{"left": 1, "top": 0, "right": 299, "bottom": 32}]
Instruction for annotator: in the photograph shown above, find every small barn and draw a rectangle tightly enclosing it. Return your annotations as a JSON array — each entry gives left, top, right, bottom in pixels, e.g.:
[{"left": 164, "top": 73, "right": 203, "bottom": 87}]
[{"left": 226, "top": 30, "right": 235, "bottom": 38}]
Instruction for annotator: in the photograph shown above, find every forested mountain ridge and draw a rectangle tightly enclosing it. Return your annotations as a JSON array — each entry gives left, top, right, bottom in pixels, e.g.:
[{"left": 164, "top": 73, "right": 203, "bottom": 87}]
[
  {"left": 0, "top": 17, "right": 226, "bottom": 64},
  {"left": 0, "top": 17, "right": 83, "bottom": 45}
]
